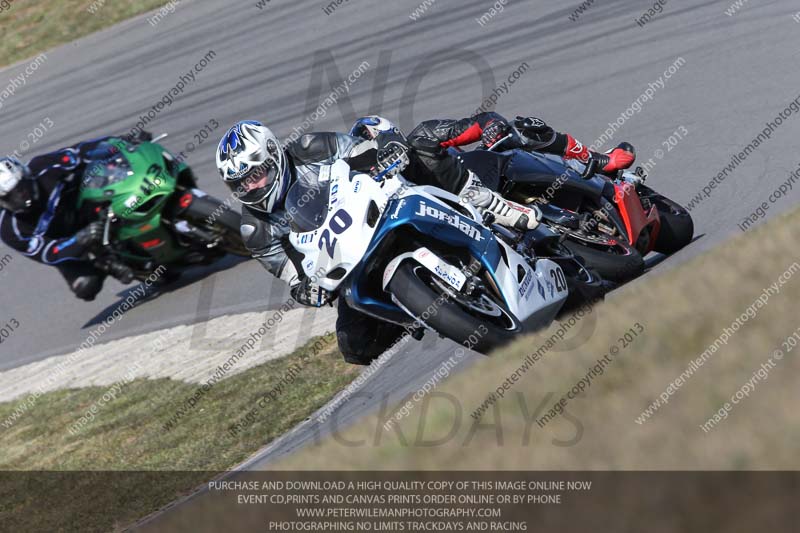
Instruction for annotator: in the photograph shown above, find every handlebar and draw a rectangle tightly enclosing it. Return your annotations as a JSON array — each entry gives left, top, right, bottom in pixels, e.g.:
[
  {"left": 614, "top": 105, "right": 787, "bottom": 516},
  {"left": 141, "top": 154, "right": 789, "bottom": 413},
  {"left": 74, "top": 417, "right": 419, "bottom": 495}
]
[
  {"left": 486, "top": 133, "right": 514, "bottom": 152},
  {"left": 373, "top": 159, "right": 402, "bottom": 182}
]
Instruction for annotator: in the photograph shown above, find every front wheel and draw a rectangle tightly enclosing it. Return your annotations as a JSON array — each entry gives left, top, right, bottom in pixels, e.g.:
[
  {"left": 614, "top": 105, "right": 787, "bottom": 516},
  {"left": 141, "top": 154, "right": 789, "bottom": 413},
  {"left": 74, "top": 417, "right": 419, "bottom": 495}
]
[
  {"left": 387, "top": 262, "right": 521, "bottom": 354},
  {"left": 640, "top": 186, "right": 694, "bottom": 254},
  {"left": 654, "top": 203, "right": 693, "bottom": 255}
]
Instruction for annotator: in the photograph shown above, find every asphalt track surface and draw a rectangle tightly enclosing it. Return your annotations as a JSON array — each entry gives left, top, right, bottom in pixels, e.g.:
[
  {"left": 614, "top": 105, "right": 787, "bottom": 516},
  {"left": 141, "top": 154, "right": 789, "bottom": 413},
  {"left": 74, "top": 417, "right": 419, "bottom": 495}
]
[{"left": 2, "top": 0, "right": 799, "bottom": 477}]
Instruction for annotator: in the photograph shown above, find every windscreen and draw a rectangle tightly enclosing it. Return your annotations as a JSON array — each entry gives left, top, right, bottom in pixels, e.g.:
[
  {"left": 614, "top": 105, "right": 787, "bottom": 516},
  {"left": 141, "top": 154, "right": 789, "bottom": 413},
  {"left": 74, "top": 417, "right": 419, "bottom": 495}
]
[
  {"left": 82, "top": 142, "right": 132, "bottom": 189},
  {"left": 284, "top": 179, "right": 332, "bottom": 233}
]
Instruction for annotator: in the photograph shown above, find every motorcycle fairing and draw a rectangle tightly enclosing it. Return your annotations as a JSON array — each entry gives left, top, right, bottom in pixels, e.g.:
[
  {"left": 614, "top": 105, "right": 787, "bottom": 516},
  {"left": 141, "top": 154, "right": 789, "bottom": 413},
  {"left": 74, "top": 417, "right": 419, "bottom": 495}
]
[{"left": 613, "top": 182, "right": 661, "bottom": 253}]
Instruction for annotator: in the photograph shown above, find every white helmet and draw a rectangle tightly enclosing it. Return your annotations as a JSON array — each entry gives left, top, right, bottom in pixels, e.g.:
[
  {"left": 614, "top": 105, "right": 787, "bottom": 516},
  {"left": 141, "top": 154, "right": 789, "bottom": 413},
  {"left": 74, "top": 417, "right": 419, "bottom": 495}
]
[
  {"left": 349, "top": 116, "right": 399, "bottom": 140},
  {"left": 0, "top": 157, "right": 36, "bottom": 213},
  {"left": 216, "top": 120, "right": 287, "bottom": 211}
]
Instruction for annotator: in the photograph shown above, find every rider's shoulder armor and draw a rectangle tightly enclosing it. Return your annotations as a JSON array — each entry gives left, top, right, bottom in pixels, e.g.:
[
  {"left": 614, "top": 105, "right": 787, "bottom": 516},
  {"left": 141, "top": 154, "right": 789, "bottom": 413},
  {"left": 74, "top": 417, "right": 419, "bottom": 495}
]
[
  {"left": 288, "top": 132, "right": 361, "bottom": 166},
  {"left": 289, "top": 133, "right": 340, "bottom": 165}
]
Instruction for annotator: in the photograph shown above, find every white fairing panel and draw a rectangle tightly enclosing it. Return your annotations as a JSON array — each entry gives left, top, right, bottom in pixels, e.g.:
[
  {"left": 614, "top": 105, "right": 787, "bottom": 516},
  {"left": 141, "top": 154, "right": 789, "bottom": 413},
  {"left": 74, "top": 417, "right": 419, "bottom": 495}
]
[
  {"left": 288, "top": 160, "right": 400, "bottom": 291},
  {"left": 289, "top": 159, "right": 568, "bottom": 326},
  {"left": 491, "top": 239, "right": 568, "bottom": 325}
]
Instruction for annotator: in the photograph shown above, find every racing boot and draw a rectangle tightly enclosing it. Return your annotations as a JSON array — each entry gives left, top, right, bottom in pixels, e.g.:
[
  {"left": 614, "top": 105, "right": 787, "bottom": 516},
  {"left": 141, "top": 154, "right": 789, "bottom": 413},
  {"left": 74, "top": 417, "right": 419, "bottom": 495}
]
[
  {"left": 591, "top": 142, "right": 637, "bottom": 177},
  {"left": 458, "top": 171, "right": 540, "bottom": 231}
]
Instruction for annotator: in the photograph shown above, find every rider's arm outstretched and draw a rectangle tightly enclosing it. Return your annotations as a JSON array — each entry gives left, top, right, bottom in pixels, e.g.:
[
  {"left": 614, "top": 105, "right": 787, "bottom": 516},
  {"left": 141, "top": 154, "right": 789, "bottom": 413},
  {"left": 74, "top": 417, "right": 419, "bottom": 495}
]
[
  {"left": 414, "top": 112, "right": 635, "bottom": 175},
  {"left": 0, "top": 210, "right": 103, "bottom": 265}
]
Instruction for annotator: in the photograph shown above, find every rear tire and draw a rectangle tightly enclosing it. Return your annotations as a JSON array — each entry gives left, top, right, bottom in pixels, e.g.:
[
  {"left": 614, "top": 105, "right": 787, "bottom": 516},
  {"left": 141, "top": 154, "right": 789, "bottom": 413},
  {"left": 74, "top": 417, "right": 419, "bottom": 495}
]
[
  {"left": 562, "top": 239, "right": 644, "bottom": 282},
  {"left": 387, "top": 262, "right": 520, "bottom": 354},
  {"left": 180, "top": 195, "right": 249, "bottom": 256}
]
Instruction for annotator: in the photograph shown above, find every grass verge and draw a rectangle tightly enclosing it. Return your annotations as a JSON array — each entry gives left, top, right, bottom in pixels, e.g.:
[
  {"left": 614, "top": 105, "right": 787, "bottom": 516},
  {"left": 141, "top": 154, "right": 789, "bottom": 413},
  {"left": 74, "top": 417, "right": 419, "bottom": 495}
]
[
  {"left": 277, "top": 207, "right": 800, "bottom": 471},
  {"left": 0, "top": 334, "right": 358, "bottom": 531},
  {"left": 0, "top": 0, "right": 167, "bottom": 68}
]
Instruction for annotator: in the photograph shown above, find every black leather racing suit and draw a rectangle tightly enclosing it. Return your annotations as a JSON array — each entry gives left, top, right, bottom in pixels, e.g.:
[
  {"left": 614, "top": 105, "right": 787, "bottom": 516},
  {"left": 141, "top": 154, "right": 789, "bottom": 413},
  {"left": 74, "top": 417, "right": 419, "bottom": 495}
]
[
  {"left": 0, "top": 138, "right": 114, "bottom": 301},
  {"left": 407, "top": 111, "right": 634, "bottom": 177},
  {"left": 405, "top": 111, "right": 574, "bottom": 184}
]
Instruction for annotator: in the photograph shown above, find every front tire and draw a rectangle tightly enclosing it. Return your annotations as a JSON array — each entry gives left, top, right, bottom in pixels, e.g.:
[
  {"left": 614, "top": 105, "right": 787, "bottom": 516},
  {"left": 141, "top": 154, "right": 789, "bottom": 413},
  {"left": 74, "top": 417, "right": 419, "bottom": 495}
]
[
  {"left": 387, "top": 262, "right": 521, "bottom": 354},
  {"left": 640, "top": 186, "right": 694, "bottom": 254},
  {"left": 654, "top": 205, "right": 694, "bottom": 254}
]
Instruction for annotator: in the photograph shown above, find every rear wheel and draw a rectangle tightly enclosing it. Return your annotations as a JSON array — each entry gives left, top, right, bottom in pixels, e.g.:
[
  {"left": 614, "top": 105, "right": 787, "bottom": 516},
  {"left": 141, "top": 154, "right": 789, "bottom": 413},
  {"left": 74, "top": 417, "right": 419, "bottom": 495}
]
[
  {"left": 387, "top": 262, "right": 521, "bottom": 354},
  {"left": 561, "top": 238, "right": 644, "bottom": 283},
  {"left": 179, "top": 195, "right": 249, "bottom": 256}
]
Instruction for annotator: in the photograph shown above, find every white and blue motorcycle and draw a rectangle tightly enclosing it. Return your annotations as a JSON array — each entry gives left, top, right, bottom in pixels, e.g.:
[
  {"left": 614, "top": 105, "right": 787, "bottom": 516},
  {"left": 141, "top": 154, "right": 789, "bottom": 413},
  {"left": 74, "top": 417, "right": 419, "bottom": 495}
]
[{"left": 287, "top": 159, "right": 601, "bottom": 353}]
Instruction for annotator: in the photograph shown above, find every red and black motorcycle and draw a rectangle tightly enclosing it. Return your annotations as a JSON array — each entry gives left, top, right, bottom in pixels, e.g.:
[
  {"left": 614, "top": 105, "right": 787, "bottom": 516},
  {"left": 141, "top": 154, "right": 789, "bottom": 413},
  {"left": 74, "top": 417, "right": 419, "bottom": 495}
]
[{"left": 454, "top": 143, "right": 693, "bottom": 282}]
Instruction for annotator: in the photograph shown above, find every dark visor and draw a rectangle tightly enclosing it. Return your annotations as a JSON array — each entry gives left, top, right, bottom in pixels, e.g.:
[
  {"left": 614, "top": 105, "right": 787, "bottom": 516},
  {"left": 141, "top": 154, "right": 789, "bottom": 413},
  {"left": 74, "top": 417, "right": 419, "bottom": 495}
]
[{"left": 225, "top": 161, "right": 280, "bottom": 204}]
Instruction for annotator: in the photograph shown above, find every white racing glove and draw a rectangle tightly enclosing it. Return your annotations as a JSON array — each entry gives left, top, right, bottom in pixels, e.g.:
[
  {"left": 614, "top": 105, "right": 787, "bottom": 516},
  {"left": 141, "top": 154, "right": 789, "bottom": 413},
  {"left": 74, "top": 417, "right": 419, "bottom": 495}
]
[
  {"left": 282, "top": 259, "right": 335, "bottom": 307},
  {"left": 458, "top": 171, "right": 540, "bottom": 231}
]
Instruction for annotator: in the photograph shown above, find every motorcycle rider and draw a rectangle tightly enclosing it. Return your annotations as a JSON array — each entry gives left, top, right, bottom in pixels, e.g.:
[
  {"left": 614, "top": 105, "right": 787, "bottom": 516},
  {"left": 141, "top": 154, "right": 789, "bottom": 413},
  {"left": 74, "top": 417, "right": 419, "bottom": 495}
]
[
  {"left": 215, "top": 119, "right": 539, "bottom": 364},
  {"left": 0, "top": 134, "right": 150, "bottom": 301},
  {"left": 351, "top": 112, "right": 636, "bottom": 178}
]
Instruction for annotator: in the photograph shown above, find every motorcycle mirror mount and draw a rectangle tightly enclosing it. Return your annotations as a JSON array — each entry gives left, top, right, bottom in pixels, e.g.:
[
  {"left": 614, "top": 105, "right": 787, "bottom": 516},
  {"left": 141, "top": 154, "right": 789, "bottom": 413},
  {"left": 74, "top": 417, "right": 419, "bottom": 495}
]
[{"left": 151, "top": 133, "right": 169, "bottom": 143}]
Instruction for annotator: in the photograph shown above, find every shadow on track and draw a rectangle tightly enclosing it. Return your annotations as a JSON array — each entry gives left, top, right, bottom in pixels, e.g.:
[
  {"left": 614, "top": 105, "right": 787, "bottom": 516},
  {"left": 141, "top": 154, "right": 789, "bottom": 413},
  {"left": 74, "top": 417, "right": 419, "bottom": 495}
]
[{"left": 81, "top": 255, "right": 250, "bottom": 329}]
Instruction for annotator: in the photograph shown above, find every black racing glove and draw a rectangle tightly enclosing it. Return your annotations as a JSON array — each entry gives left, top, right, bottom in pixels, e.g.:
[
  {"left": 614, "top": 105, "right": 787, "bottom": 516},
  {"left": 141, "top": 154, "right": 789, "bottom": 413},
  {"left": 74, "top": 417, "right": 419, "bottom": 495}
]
[
  {"left": 409, "top": 135, "right": 445, "bottom": 157},
  {"left": 481, "top": 118, "right": 511, "bottom": 149},
  {"left": 74, "top": 221, "right": 105, "bottom": 248},
  {"left": 108, "top": 261, "right": 135, "bottom": 284},
  {"left": 375, "top": 132, "right": 411, "bottom": 178},
  {"left": 513, "top": 116, "right": 554, "bottom": 142},
  {"left": 120, "top": 130, "right": 154, "bottom": 145}
]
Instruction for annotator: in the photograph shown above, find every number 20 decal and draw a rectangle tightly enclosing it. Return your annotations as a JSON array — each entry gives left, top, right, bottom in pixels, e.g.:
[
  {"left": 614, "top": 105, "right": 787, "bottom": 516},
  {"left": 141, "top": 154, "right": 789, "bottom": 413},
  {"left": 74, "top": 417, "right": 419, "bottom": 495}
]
[
  {"left": 318, "top": 209, "right": 353, "bottom": 257},
  {"left": 549, "top": 268, "right": 567, "bottom": 293}
]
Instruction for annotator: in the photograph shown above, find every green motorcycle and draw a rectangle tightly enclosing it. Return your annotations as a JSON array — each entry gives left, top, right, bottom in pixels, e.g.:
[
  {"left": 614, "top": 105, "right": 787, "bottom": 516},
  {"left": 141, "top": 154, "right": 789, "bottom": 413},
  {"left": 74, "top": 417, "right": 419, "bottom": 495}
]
[{"left": 77, "top": 136, "right": 248, "bottom": 283}]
